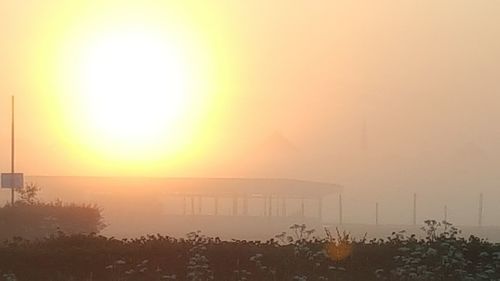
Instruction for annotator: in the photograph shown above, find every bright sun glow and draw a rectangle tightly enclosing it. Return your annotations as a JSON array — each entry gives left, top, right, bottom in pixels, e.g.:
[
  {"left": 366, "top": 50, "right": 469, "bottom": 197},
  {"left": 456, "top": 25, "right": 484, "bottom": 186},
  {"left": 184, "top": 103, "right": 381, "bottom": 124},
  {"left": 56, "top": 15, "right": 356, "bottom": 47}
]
[
  {"left": 81, "top": 31, "right": 190, "bottom": 145},
  {"left": 27, "top": 3, "right": 235, "bottom": 173},
  {"left": 53, "top": 21, "right": 220, "bottom": 166}
]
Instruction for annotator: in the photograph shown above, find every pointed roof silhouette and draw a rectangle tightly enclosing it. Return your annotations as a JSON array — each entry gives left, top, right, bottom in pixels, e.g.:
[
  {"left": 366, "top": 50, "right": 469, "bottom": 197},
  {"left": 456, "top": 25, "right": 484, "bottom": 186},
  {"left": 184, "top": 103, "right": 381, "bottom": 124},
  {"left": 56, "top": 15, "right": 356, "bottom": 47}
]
[{"left": 256, "top": 130, "right": 298, "bottom": 156}]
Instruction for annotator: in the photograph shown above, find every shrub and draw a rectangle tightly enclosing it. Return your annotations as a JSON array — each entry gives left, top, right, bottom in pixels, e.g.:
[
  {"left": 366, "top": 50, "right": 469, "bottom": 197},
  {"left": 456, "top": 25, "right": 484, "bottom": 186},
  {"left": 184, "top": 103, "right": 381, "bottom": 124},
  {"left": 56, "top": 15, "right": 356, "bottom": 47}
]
[{"left": 0, "top": 202, "right": 106, "bottom": 240}]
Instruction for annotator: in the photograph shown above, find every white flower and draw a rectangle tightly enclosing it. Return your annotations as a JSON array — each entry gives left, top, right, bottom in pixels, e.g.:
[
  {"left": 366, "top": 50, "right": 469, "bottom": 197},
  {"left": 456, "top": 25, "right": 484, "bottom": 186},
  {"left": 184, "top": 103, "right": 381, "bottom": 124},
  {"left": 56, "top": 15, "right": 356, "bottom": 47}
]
[{"left": 479, "top": 251, "right": 489, "bottom": 257}]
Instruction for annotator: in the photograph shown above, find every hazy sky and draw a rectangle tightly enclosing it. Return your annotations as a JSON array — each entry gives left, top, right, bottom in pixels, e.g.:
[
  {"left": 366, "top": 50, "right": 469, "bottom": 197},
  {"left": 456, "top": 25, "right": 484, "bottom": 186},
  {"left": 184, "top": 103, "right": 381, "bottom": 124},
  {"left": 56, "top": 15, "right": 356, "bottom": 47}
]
[{"left": 1, "top": 0, "right": 500, "bottom": 196}]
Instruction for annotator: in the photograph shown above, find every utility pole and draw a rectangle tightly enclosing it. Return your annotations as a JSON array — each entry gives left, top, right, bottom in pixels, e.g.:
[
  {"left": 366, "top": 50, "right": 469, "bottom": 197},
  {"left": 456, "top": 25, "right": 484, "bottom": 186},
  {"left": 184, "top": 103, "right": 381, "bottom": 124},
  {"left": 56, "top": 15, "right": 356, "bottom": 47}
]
[
  {"left": 375, "top": 202, "right": 379, "bottom": 226},
  {"left": 1, "top": 96, "right": 23, "bottom": 203},
  {"left": 412, "top": 193, "right": 417, "bottom": 226},
  {"left": 10, "top": 96, "right": 15, "bottom": 205},
  {"left": 479, "top": 193, "right": 483, "bottom": 227}
]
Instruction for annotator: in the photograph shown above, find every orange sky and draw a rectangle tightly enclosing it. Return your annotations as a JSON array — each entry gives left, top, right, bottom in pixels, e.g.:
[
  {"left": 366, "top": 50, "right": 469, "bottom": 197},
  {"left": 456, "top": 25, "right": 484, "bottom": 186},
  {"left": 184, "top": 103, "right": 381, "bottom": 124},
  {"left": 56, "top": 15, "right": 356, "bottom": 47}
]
[{"left": 1, "top": 0, "right": 500, "bottom": 193}]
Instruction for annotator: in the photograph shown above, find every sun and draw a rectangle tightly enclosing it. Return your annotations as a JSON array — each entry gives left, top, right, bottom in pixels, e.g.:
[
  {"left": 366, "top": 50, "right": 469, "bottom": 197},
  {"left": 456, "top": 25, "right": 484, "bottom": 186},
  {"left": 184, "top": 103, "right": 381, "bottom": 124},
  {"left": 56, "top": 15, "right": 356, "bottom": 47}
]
[
  {"left": 79, "top": 29, "right": 191, "bottom": 149},
  {"left": 49, "top": 16, "right": 229, "bottom": 167},
  {"left": 52, "top": 22, "right": 220, "bottom": 165},
  {"left": 36, "top": 5, "right": 236, "bottom": 172}
]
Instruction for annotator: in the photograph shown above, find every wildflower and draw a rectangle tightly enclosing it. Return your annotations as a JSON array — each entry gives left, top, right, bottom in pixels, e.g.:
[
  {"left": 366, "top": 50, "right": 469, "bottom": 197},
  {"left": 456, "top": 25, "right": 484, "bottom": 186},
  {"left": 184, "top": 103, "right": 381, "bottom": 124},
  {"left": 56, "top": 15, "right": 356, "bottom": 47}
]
[{"left": 479, "top": 251, "right": 489, "bottom": 257}]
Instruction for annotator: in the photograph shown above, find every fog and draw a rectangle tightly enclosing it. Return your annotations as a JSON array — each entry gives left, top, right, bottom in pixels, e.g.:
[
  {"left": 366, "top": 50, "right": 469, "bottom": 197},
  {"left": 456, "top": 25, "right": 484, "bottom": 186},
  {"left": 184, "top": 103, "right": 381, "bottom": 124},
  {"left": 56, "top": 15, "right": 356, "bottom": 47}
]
[{"left": 1, "top": 1, "right": 500, "bottom": 238}]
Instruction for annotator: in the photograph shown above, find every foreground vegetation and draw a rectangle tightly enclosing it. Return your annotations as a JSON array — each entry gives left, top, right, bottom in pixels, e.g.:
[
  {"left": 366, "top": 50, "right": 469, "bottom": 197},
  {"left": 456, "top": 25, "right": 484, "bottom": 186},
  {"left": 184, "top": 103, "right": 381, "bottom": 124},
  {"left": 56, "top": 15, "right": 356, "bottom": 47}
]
[
  {"left": 0, "top": 184, "right": 105, "bottom": 241},
  {"left": 1, "top": 220, "right": 499, "bottom": 281}
]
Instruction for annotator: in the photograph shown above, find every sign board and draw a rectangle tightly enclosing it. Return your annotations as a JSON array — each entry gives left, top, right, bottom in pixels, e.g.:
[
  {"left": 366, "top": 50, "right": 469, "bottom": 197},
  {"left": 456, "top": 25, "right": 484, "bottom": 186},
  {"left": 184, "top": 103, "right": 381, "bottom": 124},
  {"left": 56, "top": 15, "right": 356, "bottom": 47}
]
[{"left": 1, "top": 173, "right": 24, "bottom": 189}]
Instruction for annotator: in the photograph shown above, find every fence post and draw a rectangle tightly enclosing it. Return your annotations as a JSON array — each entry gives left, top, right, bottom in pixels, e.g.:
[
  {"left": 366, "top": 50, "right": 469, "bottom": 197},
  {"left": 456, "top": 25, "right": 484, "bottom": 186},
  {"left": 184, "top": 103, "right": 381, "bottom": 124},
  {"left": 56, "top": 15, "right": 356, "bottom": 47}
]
[
  {"left": 479, "top": 193, "right": 483, "bottom": 227},
  {"left": 412, "top": 193, "right": 417, "bottom": 226}
]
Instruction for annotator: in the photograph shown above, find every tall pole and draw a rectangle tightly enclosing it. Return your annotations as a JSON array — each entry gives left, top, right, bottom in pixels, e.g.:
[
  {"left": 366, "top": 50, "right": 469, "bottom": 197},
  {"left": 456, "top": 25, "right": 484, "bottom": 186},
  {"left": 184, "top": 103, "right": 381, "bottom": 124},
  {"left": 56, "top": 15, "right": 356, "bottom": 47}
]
[
  {"left": 412, "top": 193, "right": 417, "bottom": 226},
  {"left": 479, "top": 193, "right": 483, "bottom": 227},
  {"left": 11, "top": 96, "right": 15, "bottom": 205},
  {"left": 375, "top": 202, "right": 379, "bottom": 226}
]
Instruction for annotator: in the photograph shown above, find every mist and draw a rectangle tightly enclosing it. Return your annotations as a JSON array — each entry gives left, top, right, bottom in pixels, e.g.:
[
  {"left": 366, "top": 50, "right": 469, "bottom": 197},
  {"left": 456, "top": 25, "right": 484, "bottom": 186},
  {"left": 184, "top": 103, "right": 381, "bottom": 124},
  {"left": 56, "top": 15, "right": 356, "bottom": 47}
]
[{"left": 1, "top": 0, "right": 500, "bottom": 237}]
